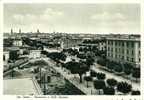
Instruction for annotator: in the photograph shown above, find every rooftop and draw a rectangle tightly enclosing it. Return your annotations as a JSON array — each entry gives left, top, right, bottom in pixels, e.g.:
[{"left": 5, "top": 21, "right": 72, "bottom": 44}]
[
  {"left": 4, "top": 47, "right": 20, "bottom": 51},
  {"left": 106, "top": 34, "right": 140, "bottom": 41},
  {"left": 4, "top": 77, "right": 43, "bottom": 95}
]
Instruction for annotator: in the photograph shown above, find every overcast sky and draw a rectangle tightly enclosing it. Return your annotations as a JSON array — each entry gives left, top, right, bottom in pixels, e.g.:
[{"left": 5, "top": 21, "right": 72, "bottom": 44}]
[{"left": 4, "top": 4, "right": 140, "bottom": 33}]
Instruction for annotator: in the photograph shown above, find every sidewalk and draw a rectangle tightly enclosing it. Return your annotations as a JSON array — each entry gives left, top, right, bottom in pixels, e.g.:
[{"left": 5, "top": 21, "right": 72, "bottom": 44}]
[
  {"left": 91, "top": 63, "right": 140, "bottom": 90},
  {"left": 42, "top": 58, "right": 97, "bottom": 95},
  {"left": 40, "top": 57, "right": 140, "bottom": 95}
]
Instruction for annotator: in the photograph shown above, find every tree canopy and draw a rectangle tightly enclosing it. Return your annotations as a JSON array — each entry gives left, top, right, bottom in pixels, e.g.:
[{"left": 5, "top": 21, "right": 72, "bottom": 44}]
[{"left": 64, "top": 61, "right": 90, "bottom": 83}]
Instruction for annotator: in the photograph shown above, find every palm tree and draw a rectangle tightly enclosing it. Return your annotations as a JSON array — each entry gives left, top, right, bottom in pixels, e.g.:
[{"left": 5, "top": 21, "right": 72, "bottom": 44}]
[
  {"left": 97, "top": 58, "right": 106, "bottom": 66},
  {"left": 117, "top": 82, "right": 132, "bottom": 94},
  {"left": 132, "top": 68, "right": 140, "bottom": 82},
  {"left": 93, "top": 80, "right": 106, "bottom": 94},
  {"left": 103, "top": 87, "right": 115, "bottom": 95},
  {"left": 106, "top": 61, "right": 114, "bottom": 72},
  {"left": 113, "top": 63, "right": 123, "bottom": 74},
  {"left": 96, "top": 72, "right": 106, "bottom": 80},
  {"left": 84, "top": 76, "right": 92, "bottom": 88},
  {"left": 123, "top": 63, "right": 133, "bottom": 77},
  {"left": 90, "top": 70, "right": 97, "bottom": 77},
  {"left": 131, "top": 90, "right": 140, "bottom": 95},
  {"left": 106, "top": 78, "right": 117, "bottom": 87}
]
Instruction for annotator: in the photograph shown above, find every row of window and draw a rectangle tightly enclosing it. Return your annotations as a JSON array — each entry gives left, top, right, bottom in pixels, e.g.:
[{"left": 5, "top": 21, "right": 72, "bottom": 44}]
[
  {"left": 107, "top": 41, "right": 140, "bottom": 48},
  {"left": 107, "top": 53, "right": 141, "bottom": 62},
  {"left": 108, "top": 47, "right": 141, "bottom": 56},
  {"left": 108, "top": 47, "right": 135, "bottom": 55}
]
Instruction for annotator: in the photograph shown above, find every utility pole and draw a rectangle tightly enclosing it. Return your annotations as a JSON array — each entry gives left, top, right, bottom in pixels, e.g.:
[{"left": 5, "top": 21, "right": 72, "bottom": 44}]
[
  {"left": 39, "top": 67, "right": 42, "bottom": 87},
  {"left": 43, "top": 73, "right": 46, "bottom": 95}
]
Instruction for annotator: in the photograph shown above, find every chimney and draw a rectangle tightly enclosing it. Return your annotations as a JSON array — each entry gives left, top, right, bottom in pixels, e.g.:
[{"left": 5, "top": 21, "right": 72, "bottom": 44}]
[
  {"left": 19, "top": 29, "right": 21, "bottom": 34},
  {"left": 11, "top": 29, "right": 13, "bottom": 34}
]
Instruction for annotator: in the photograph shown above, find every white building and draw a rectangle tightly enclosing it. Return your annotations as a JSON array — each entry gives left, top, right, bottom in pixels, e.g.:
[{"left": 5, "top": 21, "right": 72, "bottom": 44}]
[
  {"left": 106, "top": 35, "right": 140, "bottom": 68},
  {"left": 13, "top": 39, "right": 23, "bottom": 47},
  {"left": 3, "top": 51, "right": 9, "bottom": 64},
  {"left": 29, "top": 50, "right": 41, "bottom": 59}
]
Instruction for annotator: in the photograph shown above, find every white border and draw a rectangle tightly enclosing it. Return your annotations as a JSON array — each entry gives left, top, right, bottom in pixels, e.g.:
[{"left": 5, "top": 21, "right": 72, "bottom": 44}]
[
  {"left": 1, "top": 0, "right": 141, "bottom": 4},
  {"left": 0, "top": 0, "right": 143, "bottom": 100}
]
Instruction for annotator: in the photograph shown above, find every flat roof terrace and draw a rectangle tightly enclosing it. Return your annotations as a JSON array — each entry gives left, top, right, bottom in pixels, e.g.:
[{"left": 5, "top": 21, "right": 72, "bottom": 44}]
[{"left": 4, "top": 77, "right": 43, "bottom": 95}]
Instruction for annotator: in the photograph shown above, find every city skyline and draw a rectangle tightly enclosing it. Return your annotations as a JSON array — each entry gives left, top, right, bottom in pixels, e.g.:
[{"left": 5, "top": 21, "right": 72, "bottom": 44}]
[{"left": 4, "top": 4, "right": 140, "bottom": 33}]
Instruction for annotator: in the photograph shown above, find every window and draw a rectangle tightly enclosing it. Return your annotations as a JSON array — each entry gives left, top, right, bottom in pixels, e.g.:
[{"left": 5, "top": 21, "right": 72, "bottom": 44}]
[
  {"left": 127, "top": 50, "right": 129, "bottom": 54},
  {"left": 115, "top": 41, "right": 117, "bottom": 46},
  {"left": 139, "top": 58, "right": 141, "bottom": 62},
  {"left": 119, "top": 42, "right": 121, "bottom": 46},
  {"left": 122, "top": 49, "right": 124, "bottom": 54},
  {"left": 111, "top": 48, "right": 113, "bottom": 52},
  {"left": 131, "top": 42, "right": 134, "bottom": 48},
  {"left": 127, "top": 57, "right": 129, "bottom": 61},
  {"left": 127, "top": 42, "right": 129, "bottom": 47},
  {"left": 139, "top": 42, "right": 141, "bottom": 48},
  {"left": 119, "top": 48, "right": 121, "bottom": 53},
  {"left": 108, "top": 47, "right": 110, "bottom": 51},
  {"left": 109, "top": 41, "right": 111, "bottom": 45},
  {"left": 122, "top": 56, "right": 124, "bottom": 59},
  {"left": 122, "top": 42, "right": 124, "bottom": 47},
  {"left": 139, "top": 50, "right": 141, "bottom": 55},
  {"left": 119, "top": 55, "right": 121, "bottom": 58},
  {"left": 108, "top": 41, "right": 110, "bottom": 44},
  {"left": 131, "top": 50, "right": 133, "bottom": 55},
  {"left": 131, "top": 58, "right": 134, "bottom": 62},
  {"left": 3, "top": 55, "right": 5, "bottom": 61}
]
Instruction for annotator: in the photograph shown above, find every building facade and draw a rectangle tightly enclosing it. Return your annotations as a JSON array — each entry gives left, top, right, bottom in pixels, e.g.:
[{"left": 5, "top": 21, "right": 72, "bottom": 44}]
[
  {"left": 106, "top": 35, "right": 140, "bottom": 68},
  {"left": 3, "top": 51, "right": 9, "bottom": 64},
  {"left": 29, "top": 50, "right": 41, "bottom": 59},
  {"left": 13, "top": 39, "right": 23, "bottom": 47}
]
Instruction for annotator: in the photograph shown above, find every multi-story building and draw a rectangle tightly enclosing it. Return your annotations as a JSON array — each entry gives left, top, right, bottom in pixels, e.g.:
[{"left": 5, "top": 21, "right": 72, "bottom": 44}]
[
  {"left": 79, "top": 37, "right": 106, "bottom": 51},
  {"left": 106, "top": 35, "right": 140, "bottom": 68},
  {"left": 13, "top": 38, "right": 23, "bottom": 47},
  {"left": 3, "top": 51, "right": 9, "bottom": 65},
  {"left": 29, "top": 50, "right": 41, "bottom": 59}
]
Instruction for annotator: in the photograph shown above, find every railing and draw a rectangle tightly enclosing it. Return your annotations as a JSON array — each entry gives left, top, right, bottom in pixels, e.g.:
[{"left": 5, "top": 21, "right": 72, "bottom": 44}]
[
  {"left": 4, "top": 58, "right": 28, "bottom": 73},
  {"left": 32, "top": 76, "right": 43, "bottom": 95}
]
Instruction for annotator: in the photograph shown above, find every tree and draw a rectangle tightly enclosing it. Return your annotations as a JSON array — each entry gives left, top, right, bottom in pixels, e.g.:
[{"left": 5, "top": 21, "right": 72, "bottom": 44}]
[
  {"left": 33, "top": 60, "right": 48, "bottom": 67},
  {"left": 123, "top": 63, "right": 133, "bottom": 76},
  {"left": 47, "top": 52, "right": 67, "bottom": 61},
  {"left": 90, "top": 70, "right": 97, "bottom": 77},
  {"left": 117, "top": 82, "right": 132, "bottom": 94},
  {"left": 71, "top": 49, "right": 79, "bottom": 56},
  {"left": 113, "top": 63, "right": 123, "bottom": 74},
  {"left": 103, "top": 87, "right": 115, "bottom": 95},
  {"left": 106, "top": 78, "right": 117, "bottom": 87},
  {"left": 97, "top": 58, "right": 106, "bottom": 66},
  {"left": 4, "top": 38, "right": 13, "bottom": 47},
  {"left": 77, "top": 53, "right": 86, "bottom": 59},
  {"left": 41, "top": 50, "right": 48, "bottom": 55},
  {"left": 9, "top": 50, "right": 19, "bottom": 78},
  {"left": 132, "top": 68, "right": 140, "bottom": 82},
  {"left": 79, "top": 47, "right": 83, "bottom": 52},
  {"left": 64, "top": 61, "right": 89, "bottom": 83},
  {"left": 131, "top": 90, "right": 140, "bottom": 95},
  {"left": 85, "top": 56, "right": 95, "bottom": 67},
  {"left": 84, "top": 76, "right": 92, "bottom": 87},
  {"left": 96, "top": 72, "right": 106, "bottom": 80},
  {"left": 9, "top": 50, "right": 19, "bottom": 62},
  {"left": 106, "top": 61, "right": 114, "bottom": 72},
  {"left": 93, "top": 80, "right": 106, "bottom": 94}
]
